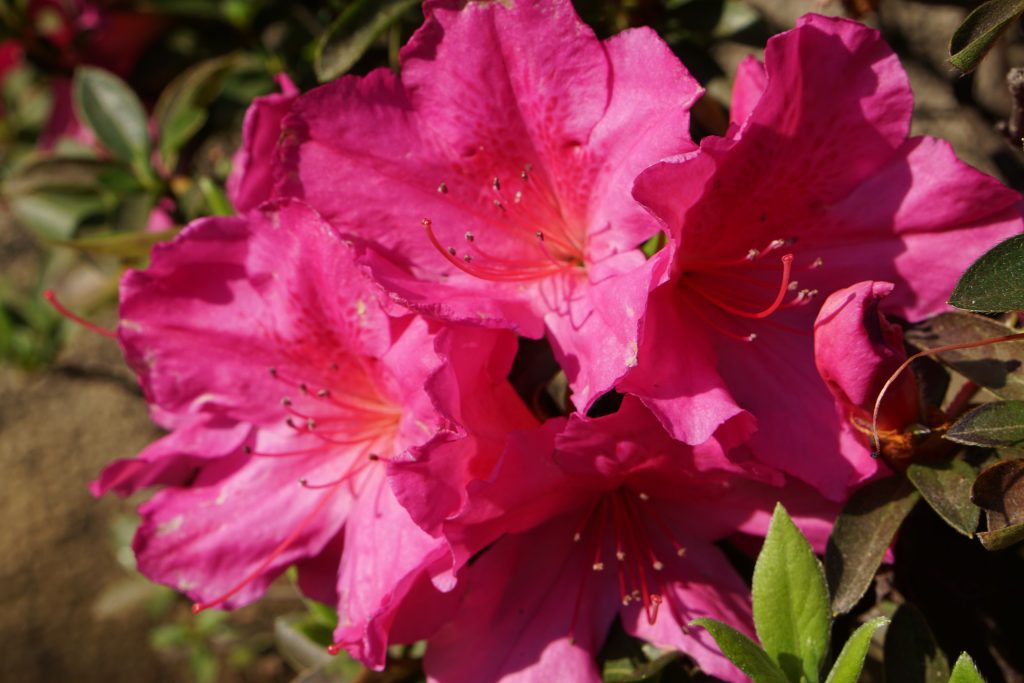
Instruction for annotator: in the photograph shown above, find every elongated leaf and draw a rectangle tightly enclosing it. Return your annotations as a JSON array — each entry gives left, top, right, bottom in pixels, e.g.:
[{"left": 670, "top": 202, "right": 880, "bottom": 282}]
[
  {"left": 971, "top": 459, "right": 1024, "bottom": 524},
  {"left": 948, "top": 653, "right": 987, "bottom": 683},
  {"left": 7, "top": 192, "right": 107, "bottom": 239},
  {"left": 603, "top": 652, "right": 680, "bottom": 682},
  {"left": 824, "top": 617, "right": 889, "bottom": 683},
  {"left": 691, "top": 619, "right": 789, "bottom": 683},
  {"left": 47, "top": 228, "right": 178, "bottom": 259},
  {"left": 73, "top": 67, "right": 151, "bottom": 171},
  {"left": 884, "top": 604, "right": 949, "bottom": 683},
  {"left": 905, "top": 313, "right": 1024, "bottom": 401},
  {"left": 826, "top": 477, "right": 920, "bottom": 615},
  {"left": 314, "top": 0, "right": 420, "bottom": 82},
  {"left": 153, "top": 53, "right": 248, "bottom": 169},
  {"left": 946, "top": 401, "right": 1024, "bottom": 448},
  {"left": 949, "top": 0, "right": 1024, "bottom": 73},
  {"left": 753, "top": 504, "right": 830, "bottom": 683},
  {"left": 978, "top": 520, "right": 1024, "bottom": 550},
  {"left": 1, "top": 158, "right": 128, "bottom": 196},
  {"left": 907, "top": 457, "right": 980, "bottom": 536},
  {"left": 950, "top": 234, "right": 1024, "bottom": 311}
]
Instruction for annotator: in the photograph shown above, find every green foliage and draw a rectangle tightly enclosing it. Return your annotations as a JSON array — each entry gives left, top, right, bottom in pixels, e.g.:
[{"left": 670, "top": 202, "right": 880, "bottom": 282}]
[
  {"left": 949, "top": 654, "right": 987, "bottom": 683},
  {"left": 949, "top": 235, "right": 1024, "bottom": 311},
  {"left": 884, "top": 604, "right": 949, "bottom": 683},
  {"left": 698, "top": 505, "right": 888, "bottom": 683},
  {"left": 753, "top": 504, "right": 831, "bottom": 682},
  {"left": 946, "top": 401, "right": 1024, "bottom": 448},
  {"left": 825, "top": 477, "right": 920, "bottom": 616},
  {"left": 314, "top": 0, "right": 421, "bottom": 82},
  {"left": 72, "top": 67, "right": 155, "bottom": 185},
  {"left": 949, "top": 0, "right": 1024, "bottom": 73},
  {"left": 971, "top": 459, "right": 1024, "bottom": 550},
  {"left": 906, "top": 457, "right": 980, "bottom": 537},
  {"left": 905, "top": 313, "right": 1024, "bottom": 402}
]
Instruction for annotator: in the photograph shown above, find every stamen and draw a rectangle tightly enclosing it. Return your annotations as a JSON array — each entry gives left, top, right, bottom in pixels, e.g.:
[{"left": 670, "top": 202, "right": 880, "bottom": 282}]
[
  {"left": 43, "top": 290, "right": 117, "bottom": 339},
  {"left": 437, "top": 182, "right": 448, "bottom": 194},
  {"left": 689, "top": 254, "right": 794, "bottom": 320}
]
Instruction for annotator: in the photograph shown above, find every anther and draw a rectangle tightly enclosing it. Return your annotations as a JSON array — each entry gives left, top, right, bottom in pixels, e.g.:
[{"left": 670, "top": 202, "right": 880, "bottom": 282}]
[
  {"left": 316, "top": 389, "right": 330, "bottom": 398},
  {"left": 447, "top": 246, "right": 457, "bottom": 256},
  {"left": 421, "top": 218, "right": 432, "bottom": 227},
  {"left": 493, "top": 199, "right": 504, "bottom": 210},
  {"left": 514, "top": 191, "right": 522, "bottom": 203},
  {"left": 268, "top": 367, "right": 278, "bottom": 377},
  {"left": 463, "top": 254, "right": 473, "bottom": 263},
  {"left": 592, "top": 562, "right": 605, "bottom": 571},
  {"left": 535, "top": 231, "right": 544, "bottom": 241},
  {"left": 306, "top": 418, "right": 316, "bottom": 431},
  {"left": 281, "top": 397, "right": 292, "bottom": 406},
  {"left": 811, "top": 257, "right": 824, "bottom": 268},
  {"left": 492, "top": 177, "right": 501, "bottom": 191},
  {"left": 746, "top": 249, "right": 759, "bottom": 261},
  {"left": 437, "top": 182, "right": 447, "bottom": 194},
  {"left": 243, "top": 445, "right": 252, "bottom": 454},
  {"left": 652, "top": 560, "right": 664, "bottom": 571},
  {"left": 638, "top": 492, "right": 650, "bottom": 501},
  {"left": 464, "top": 231, "right": 474, "bottom": 242},
  {"left": 616, "top": 551, "right": 626, "bottom": 561},
  {"left": 327, "top": 644, "right": 344, "bottom": 656},
  {"left": 368, "top": 453, "right": 380, "bottom": 461},
  {"left": 299, "top": 383, "right": 308, "bottom": 395}
]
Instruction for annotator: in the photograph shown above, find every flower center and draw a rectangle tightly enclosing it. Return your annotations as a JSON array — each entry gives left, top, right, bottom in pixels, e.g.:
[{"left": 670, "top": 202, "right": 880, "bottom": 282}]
[
  {"left": 191, "top": 355, "right": 401, "bottom": 615},
  {"left": 567, "top": 488, "right": 688, "bottom": 640},
  {"left": 422, "top": 164, "right": 586, "bottom": 282},
  {"left": 679, "top": 237, "right": 823, "bottom": 341}
]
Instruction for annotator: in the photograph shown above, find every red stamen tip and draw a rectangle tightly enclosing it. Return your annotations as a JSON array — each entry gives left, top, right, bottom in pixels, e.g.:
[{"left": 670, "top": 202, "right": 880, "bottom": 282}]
[
  {"left": 191, "top": 602, "right": 205, "bottom": 614},
  {"left": 327, "top": 643, "right": 344, "bottom": 656}
]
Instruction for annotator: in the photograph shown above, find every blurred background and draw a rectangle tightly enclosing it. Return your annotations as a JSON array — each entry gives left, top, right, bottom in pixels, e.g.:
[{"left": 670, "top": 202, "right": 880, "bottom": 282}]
[{"left": 2, "top": 0, "right": 1024, "bottom": 681}]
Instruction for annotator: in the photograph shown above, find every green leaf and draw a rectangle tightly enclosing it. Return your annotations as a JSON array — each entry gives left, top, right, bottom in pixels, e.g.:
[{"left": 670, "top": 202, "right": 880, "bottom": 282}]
[
  {"left": 946, "top": 401, "right": 1024, "bottom": 448},
  {"left": 691, "top": 619, "right": 789, "bottom": 683},
  {"left": 47, "top": 228, "right": 179, "bottom": 260},
  {"left": 753, "top": 503, "right": 830, "bottom": 683},
  {"left": 949, "top": 0, "right": 1024, "bottom": 73},
  {"left": 603, "top": 652, "right": 681, "bottom": 682},
  {"left": 824, "top": 617, "right": 889, "bottom": 683},
  {"left": 6, "top": 191, "right": 106, "bottom": 239},
  {"left": 826, "top": 477, "right": 920, "bottom": 616},
  {"left": 978, "top": 520, "right": 1024, "bottom": 550},
  {"left": 314, "top": 0, "right": 420, "bottom": 83},
  {"left": 948, "top": 652, "right": 987, "bottom": 683},
  {"left": 884, "top": 604, "right": 950, "bottom": 683},
  {"left": 72, "top": 67, "right": 152, "bottom": 178},
  {"left": 1, "top": 157, "right": 128, "bottom": 196},
  {"left": 153, "top": 53, "right": 249, "bottom": 170},
  {"left": 949, "top": 234, "right": 1024, "bottom": 310},
  {"left": 906, "top": 457, "right": 980, "bottom": 536},
  {"left": 905, "top": 313, "right": 1024, "bottom": 401}
]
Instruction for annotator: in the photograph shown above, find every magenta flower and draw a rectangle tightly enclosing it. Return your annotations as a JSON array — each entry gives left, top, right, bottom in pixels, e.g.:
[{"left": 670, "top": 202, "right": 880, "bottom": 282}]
[
  {"left": 93, "top": 200, "right": 533, "bottom": 667},
  {"left": 393, "top": 398, "right": 834, "bottom": 682},
  {"left": 621, "top": 15, "right": 1023, "bottom": 499},
  {"left": 246, "top": 0, "right": 700, "bottom": 410}
]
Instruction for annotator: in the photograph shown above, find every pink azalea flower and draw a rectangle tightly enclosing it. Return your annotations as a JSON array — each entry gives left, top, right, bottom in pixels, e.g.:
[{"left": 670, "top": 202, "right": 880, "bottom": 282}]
[
  {"left": 393, "top": 398, "right": 834, "bottom": 682},
  {"left": 815, "top": 281, "right": 919, "bottom": 435},
  {"left": 250, "top": 0, "right": 700, "bottom": 410},
  {"left": 93, "top": 199, "right": 533, "bottom": 668},
  {"left": 621, "top": 14, "right": 1023, "bottom": 499}
]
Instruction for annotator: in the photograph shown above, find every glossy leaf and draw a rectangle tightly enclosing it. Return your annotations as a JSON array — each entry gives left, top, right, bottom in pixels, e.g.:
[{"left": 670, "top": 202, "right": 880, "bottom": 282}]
[
  {"left": 949, "top": 0, "right": 1024, "bottom": 73},
  {"left": 823, "top": 617, "right": 889, "bottom": 683},
  {"left": 907, "top": 457, "right": 980, "bottom": 536},
  {"left": 826, "top": 477, "right": 920, "bottom": 615},
  {"left": 977, "top": 520, "right": 1024, "bottom": 550},
  {"left": 884, "top": 604, "right": 950, "bottom": 683},
  {"left": 948, "top": 653, "right": 987, "bottom": 683},
  {"left": 946, "top": 401, "right": 1024, "bottom": 448},
  {"left": 691, "top": 619, "right": 789, "bottom": 683},
  {"left": 72, "top": 67, "right": 152, "bottom": 174},
  {"left": 905, "top": 313, "right": 1024, "bottom": 401},
  {"left": 971, "top": 458, "right": 1024, "bottom": 549},
  {"left": 314, "top": 0, "right": 420, "bottom": 82},
  {"left": 753, "top": 504, "right": 830, "bottom": 683},
  {"left": 949, "top": 234, "right": 1024, "bottom": 312}
]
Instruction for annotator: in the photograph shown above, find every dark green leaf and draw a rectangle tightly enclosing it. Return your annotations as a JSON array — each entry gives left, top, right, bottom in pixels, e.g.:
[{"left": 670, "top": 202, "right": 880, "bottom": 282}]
[
  {"left": 948, "top": 653, "right": 987, "bottom": 683},
  {"left": 884, "top": 604, "right": 950, "bottom": 683},
  {"left": 907, "top": 457, "right": 980, "bottom": 536},
  {"left": 72, "top": 67, "right": 152, "bottom": 174},
  {"left": 826, "top": 477, "right": 920, "bottom": 616},
  {"left": 153, "top": 53, "right": 249, "bottom": 170},
  {"left": 905, "top": 313, "right": 1024, "bottom": 401},
  {"left": 753, "top": 504, "right": 830, "bottom": 683},
  {"left": 971, "top": 458, "right": 1024, "bottom": 549},
  {"left": 949, "top": 234, "right": 1024, "bottom": 310},
  {"left": 1, "top": 158, "right": 127, "bottom": 196},
  {"left": 824, "top": 617, "right": 889, "bottom": 683},
  {"left": 946, "top": 401, "right": 1024, "bottom": 448},
  {"left": 949, "top": 0, "right": 1024, "bottom": 73},
  {"left": 314, "top": 0, "right": 421, "bottom": 83},
  {"left": 691, "top": 619, "right": 789, "bottom": 683}
]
